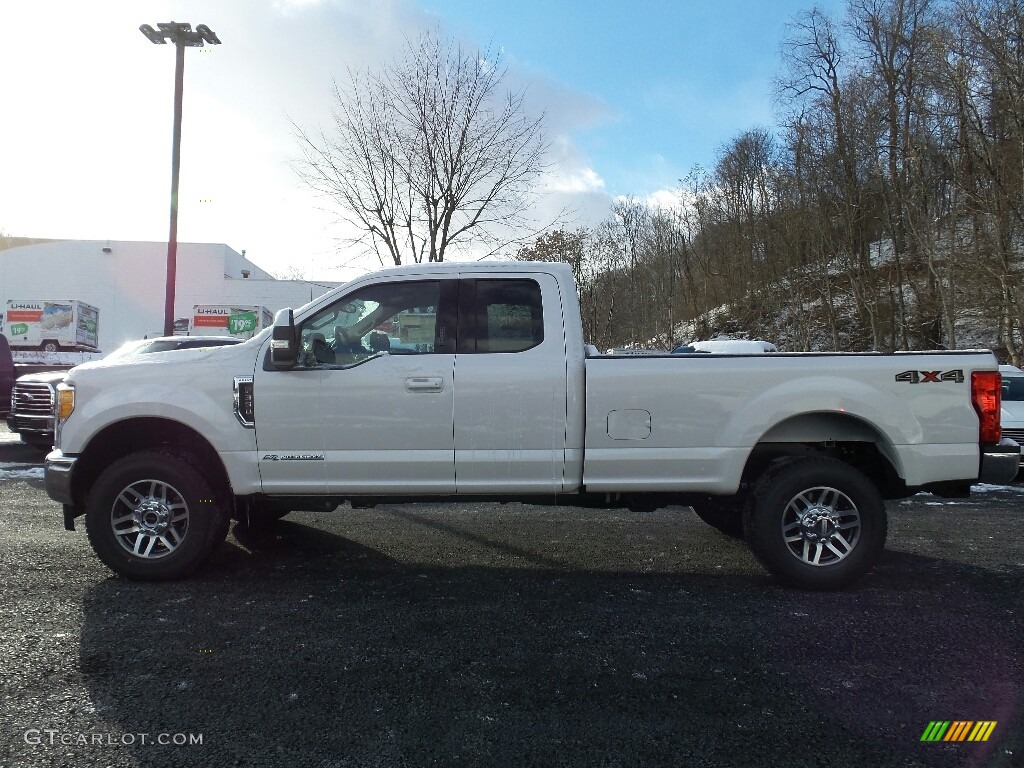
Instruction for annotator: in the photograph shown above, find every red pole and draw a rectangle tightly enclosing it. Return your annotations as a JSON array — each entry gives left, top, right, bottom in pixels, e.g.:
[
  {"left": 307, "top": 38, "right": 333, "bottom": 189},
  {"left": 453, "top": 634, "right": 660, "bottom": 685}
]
[{"left": 164, "top": 41, "right": 185, "bottom": 337}]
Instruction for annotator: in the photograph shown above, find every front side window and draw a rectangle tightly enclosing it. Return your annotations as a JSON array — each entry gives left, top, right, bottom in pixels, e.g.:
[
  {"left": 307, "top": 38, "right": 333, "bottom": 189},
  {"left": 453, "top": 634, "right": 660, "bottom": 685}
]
[{"left": 297, "top": 281, "right": 441, "bottom": 368}]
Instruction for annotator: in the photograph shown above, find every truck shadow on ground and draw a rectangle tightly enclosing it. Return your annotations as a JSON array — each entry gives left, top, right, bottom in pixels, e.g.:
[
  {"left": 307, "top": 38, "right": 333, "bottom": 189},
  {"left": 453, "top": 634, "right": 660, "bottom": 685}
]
[{"left": 68, "top": 510, "right": 1022, "bottom": 768}]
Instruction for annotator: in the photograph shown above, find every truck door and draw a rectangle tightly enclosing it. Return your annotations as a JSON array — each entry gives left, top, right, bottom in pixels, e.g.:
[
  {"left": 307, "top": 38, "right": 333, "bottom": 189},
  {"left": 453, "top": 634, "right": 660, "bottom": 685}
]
[
  {"left": 255, "top": 278, "right": 456, "bottom": 495},
  {"left": 253, "top": 363, "right": 327, "bottom": 494},
  {"left": 453, "top": 274, "right": 569, "bottom": 493},
  {"left": 303, "top": 278, "right": 457, "bottom": 494}
]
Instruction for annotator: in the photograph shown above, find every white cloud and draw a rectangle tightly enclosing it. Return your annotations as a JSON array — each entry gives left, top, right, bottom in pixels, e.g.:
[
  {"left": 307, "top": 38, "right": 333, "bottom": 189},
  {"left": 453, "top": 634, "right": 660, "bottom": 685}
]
[
  {"left": 273, "top": 0, "right": 324, "bottom": 10},
  {"left": 545, "top": 165, "right": 605, "bottom": 195},
  {"left": 643, "top": 188, "right": 684, "bottom": 211},
  {"left": 621, "top": 186, "right": 703, "bottom": 224},
  {"left": 0, "top": 0, "right": 618, "bottom": 278}
]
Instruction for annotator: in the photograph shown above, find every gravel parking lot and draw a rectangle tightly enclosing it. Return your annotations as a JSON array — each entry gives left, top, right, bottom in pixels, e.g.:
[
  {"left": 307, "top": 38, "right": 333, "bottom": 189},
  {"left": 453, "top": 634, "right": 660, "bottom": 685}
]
[{"left": 1, "top": 423, "right": 1022, "bottom": 767}]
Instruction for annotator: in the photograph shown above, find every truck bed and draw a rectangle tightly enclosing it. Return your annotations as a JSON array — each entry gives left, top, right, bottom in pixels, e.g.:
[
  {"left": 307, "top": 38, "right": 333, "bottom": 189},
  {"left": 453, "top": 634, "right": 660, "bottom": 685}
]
[{"left": 582, "top": 350, "right": 995, "bottom": 493}]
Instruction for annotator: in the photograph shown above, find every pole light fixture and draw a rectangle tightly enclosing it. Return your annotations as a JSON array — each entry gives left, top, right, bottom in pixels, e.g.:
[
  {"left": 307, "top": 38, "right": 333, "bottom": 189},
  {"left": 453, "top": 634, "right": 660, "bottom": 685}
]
[{"left": 139, "top": 22, "right": 221, "bottom": 336}]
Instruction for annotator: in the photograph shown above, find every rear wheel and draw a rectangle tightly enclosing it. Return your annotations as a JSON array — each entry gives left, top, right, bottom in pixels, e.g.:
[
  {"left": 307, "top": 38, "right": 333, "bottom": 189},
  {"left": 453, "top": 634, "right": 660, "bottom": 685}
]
[
  {"left": 743, "top": 458, "right": 886, "bottom": 590},
  {"left": 40, "top": 340, "right": 60, "bottom": 353},
  {"left": 85, "top": 451, "right": 227, "bottom": 580}
]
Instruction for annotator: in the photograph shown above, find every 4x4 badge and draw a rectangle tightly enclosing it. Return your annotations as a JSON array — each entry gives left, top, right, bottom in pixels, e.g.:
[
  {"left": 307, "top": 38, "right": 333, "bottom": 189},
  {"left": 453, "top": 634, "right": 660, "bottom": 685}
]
[{"left": 895, "top": 369, "right": 964, "bottom": 384}]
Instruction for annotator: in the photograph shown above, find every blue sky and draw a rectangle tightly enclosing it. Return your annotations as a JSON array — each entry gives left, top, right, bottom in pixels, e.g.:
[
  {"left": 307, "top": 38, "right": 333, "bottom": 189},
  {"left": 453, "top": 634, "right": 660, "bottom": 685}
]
[
  {"left": 0, "top": 0, "right": 845, "bottom": 279},
  {"left": 430, "top": 0, "right": 844, "bottom": 195}
]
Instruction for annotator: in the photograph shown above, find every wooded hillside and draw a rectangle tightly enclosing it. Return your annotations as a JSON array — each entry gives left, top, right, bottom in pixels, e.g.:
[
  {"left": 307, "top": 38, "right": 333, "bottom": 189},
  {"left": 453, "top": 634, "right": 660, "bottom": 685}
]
[{"left": 517, "top": 0, "right": 1024, "bottom": 364}]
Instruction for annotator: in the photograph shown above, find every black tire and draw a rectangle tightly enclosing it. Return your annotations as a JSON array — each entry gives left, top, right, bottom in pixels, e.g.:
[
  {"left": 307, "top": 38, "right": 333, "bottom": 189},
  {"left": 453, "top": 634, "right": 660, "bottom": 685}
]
[
  {"left": 691, "top": 499, "right": 745, "bottom": 539},
  {"left": 40, "top": 340, "right": 60, "bottom": 353},
  {"left": 743, "top": 458, "right": 887, "bottom": 590},
  {"left": 85, "top": 451, "right": 226, "bottom": 580}
]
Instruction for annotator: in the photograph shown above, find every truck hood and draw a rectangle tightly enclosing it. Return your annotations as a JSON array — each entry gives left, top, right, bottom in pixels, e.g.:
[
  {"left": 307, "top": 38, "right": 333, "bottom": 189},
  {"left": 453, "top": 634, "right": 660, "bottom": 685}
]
[
  {"left": 56, "top": 336, "right": 264, "bottom": 459},
  {"left": 68, "top": 338, "right": 258, "bottom": 380},
  {"left": 15, "top": 370, "right": 69, "bottom": 385}
]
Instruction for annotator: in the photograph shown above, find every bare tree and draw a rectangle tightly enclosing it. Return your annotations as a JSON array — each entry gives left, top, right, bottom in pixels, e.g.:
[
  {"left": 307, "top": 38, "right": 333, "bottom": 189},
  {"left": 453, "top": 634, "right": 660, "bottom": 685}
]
[
  {"left": 497, "top": 2, "right": 1024, "bottom": 359},
  {"left": 945, "top": 0, "right": 1024, "bottom": 363},
  {"left": 779, "top": 10, "right": 873, "bottom": 348},
  {"left": 295, "top": 30, "right": 550, "bottom": 265},
  {"left": 274, "top": 265, "right": 308, "bottom": 281}
]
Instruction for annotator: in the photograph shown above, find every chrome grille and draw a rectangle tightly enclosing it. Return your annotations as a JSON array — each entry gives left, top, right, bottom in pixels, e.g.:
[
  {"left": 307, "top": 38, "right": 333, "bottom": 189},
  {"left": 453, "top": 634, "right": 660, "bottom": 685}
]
[
  {"left": 12, "top": 381, "right": 56, "bottom": 416},
  {"left": 1002, "top": 428, "right": 1024, "bottom": 444}
]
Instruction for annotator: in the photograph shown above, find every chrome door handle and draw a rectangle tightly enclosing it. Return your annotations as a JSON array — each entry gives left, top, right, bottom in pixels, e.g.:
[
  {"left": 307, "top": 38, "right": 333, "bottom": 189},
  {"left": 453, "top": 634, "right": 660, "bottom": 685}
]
[{"left": 405, "top": 377, "right": 443, "bottom": 392}]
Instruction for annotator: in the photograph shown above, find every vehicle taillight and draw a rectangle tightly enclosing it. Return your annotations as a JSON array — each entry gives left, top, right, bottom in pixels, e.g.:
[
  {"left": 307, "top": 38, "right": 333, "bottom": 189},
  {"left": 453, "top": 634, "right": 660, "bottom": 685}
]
[{"left": 971, "top": 371, "right": 1002, "bottom": 444}]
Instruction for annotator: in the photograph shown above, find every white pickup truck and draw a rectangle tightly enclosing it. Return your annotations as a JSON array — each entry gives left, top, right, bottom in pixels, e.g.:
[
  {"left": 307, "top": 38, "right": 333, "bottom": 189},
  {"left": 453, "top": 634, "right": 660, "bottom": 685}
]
[{"left": 44, "top": 262, "right": 1019, "bottom": 589}]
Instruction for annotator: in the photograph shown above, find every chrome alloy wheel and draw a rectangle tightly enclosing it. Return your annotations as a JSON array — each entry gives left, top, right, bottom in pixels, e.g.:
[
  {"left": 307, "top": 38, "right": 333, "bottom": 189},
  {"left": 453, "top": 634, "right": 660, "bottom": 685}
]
[
  {"left": 110, "top": 479, "right": 190, "bottom": 559},
  {"left": 781, "top": 486, "right": 861, "bottom": 567}
]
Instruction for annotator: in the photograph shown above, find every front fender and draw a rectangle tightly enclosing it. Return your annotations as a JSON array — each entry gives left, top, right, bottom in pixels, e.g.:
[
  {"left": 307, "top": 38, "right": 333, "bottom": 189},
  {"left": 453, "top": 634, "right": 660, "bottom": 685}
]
[{"left": 58, "top": 351, "right": 258, "bottom": 468}]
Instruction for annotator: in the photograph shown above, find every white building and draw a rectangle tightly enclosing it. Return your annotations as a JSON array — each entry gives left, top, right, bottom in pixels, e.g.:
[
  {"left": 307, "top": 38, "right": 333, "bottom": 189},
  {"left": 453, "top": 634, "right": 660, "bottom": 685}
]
[{"left": 0, "top": 239, "right": 341, "bottom": 352}]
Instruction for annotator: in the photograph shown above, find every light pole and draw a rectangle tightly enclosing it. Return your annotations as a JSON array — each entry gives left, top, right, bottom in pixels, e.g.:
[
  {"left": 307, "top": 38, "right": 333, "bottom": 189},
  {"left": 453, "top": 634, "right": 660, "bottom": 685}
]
[{"left": 139, "top": 22, "right": 221, "bottom": 336}]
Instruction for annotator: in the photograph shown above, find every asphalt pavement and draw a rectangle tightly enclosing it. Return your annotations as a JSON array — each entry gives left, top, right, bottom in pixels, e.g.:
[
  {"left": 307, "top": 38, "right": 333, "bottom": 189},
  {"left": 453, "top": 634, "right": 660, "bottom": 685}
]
[{"left": 1, "top": 428, "right": 1022, "bottom": 768}]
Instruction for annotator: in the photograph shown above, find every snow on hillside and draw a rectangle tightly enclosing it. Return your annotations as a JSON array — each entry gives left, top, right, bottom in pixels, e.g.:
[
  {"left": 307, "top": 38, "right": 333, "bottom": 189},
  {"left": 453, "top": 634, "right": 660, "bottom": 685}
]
[{"left": 663, "top": 238, "right": 1014, "bottom": 357}]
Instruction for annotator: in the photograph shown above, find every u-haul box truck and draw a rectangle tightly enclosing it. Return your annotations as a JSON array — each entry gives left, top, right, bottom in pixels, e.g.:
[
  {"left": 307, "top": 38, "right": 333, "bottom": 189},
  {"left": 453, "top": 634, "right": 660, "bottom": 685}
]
[
  {"left": 4, "top": 300, "right": 100, "bottom": 351},
  {"left": 189, "top": 305, "right": 273, "bottom": 339}
]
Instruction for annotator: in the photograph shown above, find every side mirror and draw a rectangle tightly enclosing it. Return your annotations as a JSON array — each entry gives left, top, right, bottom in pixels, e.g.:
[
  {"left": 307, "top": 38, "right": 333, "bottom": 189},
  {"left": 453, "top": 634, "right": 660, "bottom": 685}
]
[{"left": 270, "top": 308, "right": 298, "bottom": 369}]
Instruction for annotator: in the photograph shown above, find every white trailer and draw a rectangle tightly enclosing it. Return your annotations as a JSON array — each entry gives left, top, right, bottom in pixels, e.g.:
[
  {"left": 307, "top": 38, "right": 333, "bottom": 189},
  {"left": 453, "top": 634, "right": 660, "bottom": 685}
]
[
  {"left": 189, "top": 305, "right": 272, "bottom": 339},
  {"left": 4, "top": 300, "right": 100, "bottom": 352}
]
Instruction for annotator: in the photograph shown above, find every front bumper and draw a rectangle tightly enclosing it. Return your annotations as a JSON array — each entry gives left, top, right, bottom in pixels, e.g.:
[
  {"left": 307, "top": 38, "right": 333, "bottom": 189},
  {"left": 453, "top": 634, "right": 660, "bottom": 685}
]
[
  {"left": 979, "top": 438, "right": 1021, "bottom": 485},
  {"left": 45, "top": 449, "right": 77, "bottom": 506},
  {"left": 7, "top": 411, "right": 55, "bottom": 439},
  {"left": 45, "top": 450, "right": 82, "bottom": 531}
]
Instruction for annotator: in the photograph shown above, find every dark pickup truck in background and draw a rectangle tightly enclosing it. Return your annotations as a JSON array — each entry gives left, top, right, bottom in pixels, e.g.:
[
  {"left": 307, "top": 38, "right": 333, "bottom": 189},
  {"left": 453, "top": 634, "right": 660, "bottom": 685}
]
[
  {"left": 6, "top": 336, "right": 242, "bottom": 450},
  {"left": 0, "top": 334, "right": 13, "bottom": 418}
]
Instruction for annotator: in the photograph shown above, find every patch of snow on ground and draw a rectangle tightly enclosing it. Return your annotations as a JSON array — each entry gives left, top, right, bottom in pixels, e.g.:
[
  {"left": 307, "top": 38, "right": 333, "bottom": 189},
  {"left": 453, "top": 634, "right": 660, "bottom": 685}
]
[
  {"left": 971, "top": 482, "right": 1024, "bottom": 493},
  {"left": 0, "top": 463, "right": 44, "bottom": 480}
]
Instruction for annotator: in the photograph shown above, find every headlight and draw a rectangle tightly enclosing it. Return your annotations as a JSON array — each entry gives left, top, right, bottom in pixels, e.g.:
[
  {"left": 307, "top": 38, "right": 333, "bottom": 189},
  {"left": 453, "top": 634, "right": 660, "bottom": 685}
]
[{"left": 56, "top": 383, "right": 75, "bottom": 421}]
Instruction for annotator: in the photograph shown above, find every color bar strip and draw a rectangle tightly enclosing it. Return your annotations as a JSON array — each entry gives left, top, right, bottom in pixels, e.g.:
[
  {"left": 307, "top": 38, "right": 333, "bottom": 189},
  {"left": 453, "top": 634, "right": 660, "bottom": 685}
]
[
  {"left": 968, "top": 722, "right": 997, "bottom": 742},
  {"left": 945, "top": 721, "right": 973, "bottom": 741},
  {"left": 921, "top": 721, "right": 950, "bottom": 742}
]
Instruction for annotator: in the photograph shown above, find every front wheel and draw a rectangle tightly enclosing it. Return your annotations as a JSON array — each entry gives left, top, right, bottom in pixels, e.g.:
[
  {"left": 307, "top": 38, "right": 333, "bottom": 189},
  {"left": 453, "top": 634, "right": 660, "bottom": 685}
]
[
  {"left": 85, "top": 452, "right": 226, "bottom": 580},
  {"left": 691, "top": 499, "right": 745, "bottom": 539},
  {"left": 743, "top": 458, "right": 887, "bottom": 590}
]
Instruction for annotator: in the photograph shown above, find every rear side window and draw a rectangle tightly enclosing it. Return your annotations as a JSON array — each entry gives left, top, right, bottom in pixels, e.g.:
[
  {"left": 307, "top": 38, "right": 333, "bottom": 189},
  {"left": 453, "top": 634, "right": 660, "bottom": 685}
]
[{"left": 460, "top": 279, "right": 544, "bottom": 354}]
